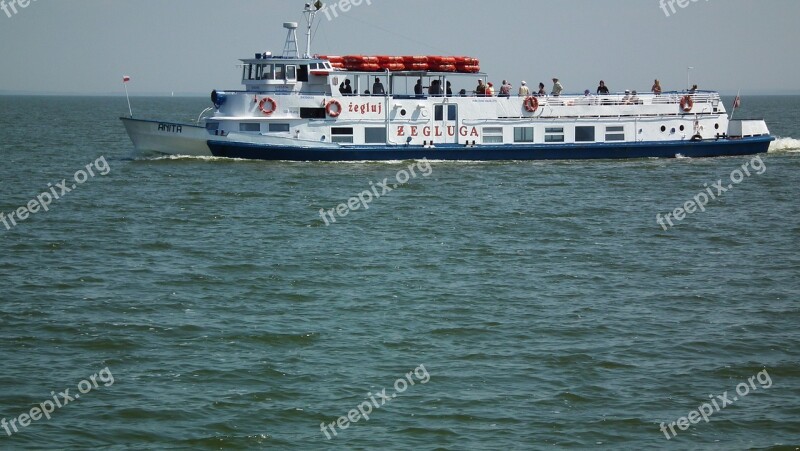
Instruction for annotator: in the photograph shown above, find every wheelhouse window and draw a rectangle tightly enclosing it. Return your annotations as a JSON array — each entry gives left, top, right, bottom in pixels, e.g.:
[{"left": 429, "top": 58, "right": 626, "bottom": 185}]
[
  {"left": 514, "top": 127, "right": 534, "bottom": 143},
  {"left": 605, "top": 126, "right": 625, "bottom": 141},
  {"left": 286, "top": 65, "right": 297, "bottom": 81},
  {"left": 544, "top": 127, "right": 565, "bottom": 143},
  {"left": 274, "top": 64, "right": 285, "bottom": 80},
  {"left": 575, "top": 126, "right": 596, "bottom": 142},
  {"left": 332, "top": 127, "right": 354, "bottom": 144},
  {"left": 482, "top": 127, "right": 504, "bottom": 144},
  {"left": 257, "top": 63, "right": 274, "bottom": 80}
]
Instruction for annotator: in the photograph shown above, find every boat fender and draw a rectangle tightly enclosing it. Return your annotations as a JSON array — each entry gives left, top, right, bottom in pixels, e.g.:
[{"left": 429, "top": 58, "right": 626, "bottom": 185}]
[
  {"left": 259, "top": 97, "right": 277, "bottom": 116},
  {"left": 691, "top": 134, "right": 703, "bottom": 141}
]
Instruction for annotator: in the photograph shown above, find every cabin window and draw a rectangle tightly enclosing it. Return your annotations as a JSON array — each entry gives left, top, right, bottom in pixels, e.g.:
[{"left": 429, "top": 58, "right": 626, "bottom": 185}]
[
  {"left": 575, "top": 126, "right": 596, "bottom": 142},
  {"left": 274, "top": 64, "right": 285, "bottom": 80},
  {"left": 269, "top": 123, "right": 290, "bottom": 133},
  {"left": 365, "top": 127, "right": 386, "bottom": 144},
  {"left": 240, "top": 123, "right": 261, "bottom": 132},
  {"left": 544, "top": 127, "right": 565, "bottom": 143},
  {"left": 514, "top": 127, "right": 534, "bottom": 143},
  {"left": 435, "top": 105, "right": 444, "bottom": 121},
  {"left": 300, "top": 107, "right": 327, "bottom": 119},
  {"left": 332, "top": 127, "right": 354, "bottom": 143},
  {"left": 205, "top": 122, "right": 219, "bottom": 131},
  {"left": 605, "top": 126, "right": 625, "bottom": 141},
  {"left": 482, "top": 127, "right": 504, "bottom": 144},
  {"left": 286, "top": 65, "right": 297, "bottom": 81}
]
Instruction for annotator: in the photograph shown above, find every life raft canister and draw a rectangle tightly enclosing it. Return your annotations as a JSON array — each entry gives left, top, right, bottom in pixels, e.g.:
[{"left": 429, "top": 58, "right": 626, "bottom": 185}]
[
  {"left": 680, "top": 95, "right": 694, "bottom": 112},
  {"left": 326, "top": 99, "right": 342, "bottom": 118},
  {"left": 524, "top": 96, "right": 539, "bottom": 112},
  {"left": 259, "top": 97, "right": 277, "bottom": 116}
]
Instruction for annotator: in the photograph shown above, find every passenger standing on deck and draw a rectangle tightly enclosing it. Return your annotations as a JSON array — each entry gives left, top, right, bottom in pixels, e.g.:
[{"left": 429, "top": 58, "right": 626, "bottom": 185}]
[
  {"left": 519, "top": 81, "right": 530, "bottom": 97},
  {"left": 485, "top": 82, "right": 495, "bottom": 97},
  {"left": 597, "top": 80, "right": 610, "bottom": 95},
  {"left": 373, "top": 77, "right": 385, "bottom": 96},
  {"left": 537, "top": 82, "right": 546, "bottom": 96},
  {"left": 340, "top": 79, "right": 353, "bottom": 95},
  {"left": 551, "top": 78, "right": 563, "bottom": 96},
  {"left": 476, "top": 79, "right": 486, "bottom": 96},
  {"left": 414, "top": 78, "right": 424, "bottom": 97},
  {"left": 500, "top": 80, "right": 512, "bottom": 98},
  {"left": 651, "top": 79, "right": 662, "bottom": 95},
  {"left": 446, "top": 81, "right": 453, "bottom": 97}
]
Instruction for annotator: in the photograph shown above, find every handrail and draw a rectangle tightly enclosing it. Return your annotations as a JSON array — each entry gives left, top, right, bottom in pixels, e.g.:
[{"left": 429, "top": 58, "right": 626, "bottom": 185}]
[{"left": 196, "top": 107, "right": 214, "bottom": 125}]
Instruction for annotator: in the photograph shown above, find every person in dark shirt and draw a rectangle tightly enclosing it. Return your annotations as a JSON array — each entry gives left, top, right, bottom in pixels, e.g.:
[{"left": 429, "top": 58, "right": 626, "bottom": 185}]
[
  {"left": 339, "top": 79, "right": 353, "bottom": 95},
  {"left": 414, "top": 78, "right": 424, "bottom": 97},
  {"left": 446, "top": 81, "right": 453, "bottom": 97},
  {"left": 597, "top": 80, "right": 610, "bottom": 95},
  {"left": 373, "top": 77, "right": 385, "bottom": 96},
  {"left": 537, "top": 82, "right": 546, "bottom": 96},
  {"left": 429, "top": 80, "right": 441, "bottom": 96}
]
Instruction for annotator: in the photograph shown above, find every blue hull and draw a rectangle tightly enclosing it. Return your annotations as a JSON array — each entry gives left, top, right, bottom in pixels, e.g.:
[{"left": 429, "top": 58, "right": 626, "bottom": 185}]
[{"left": 206, "top": 136, "right": 774, "bottom": 161}]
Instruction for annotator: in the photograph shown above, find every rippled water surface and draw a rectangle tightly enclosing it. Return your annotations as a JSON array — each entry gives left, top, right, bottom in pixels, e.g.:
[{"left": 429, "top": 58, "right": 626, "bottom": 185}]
[{"left": 0, "top": 96, "right": 799, "bottom": 450}]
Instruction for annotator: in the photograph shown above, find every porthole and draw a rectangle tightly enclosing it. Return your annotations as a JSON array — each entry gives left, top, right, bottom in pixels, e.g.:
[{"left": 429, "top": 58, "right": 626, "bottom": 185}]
[
  {"left": 679, "top": 125, "right": 685, "bottom": 131},
  {"left": 660, "top": 125, "right": 666, "bottom": 132},
  {"left": 400, "top": 109, "right": 407, "bottom": 116},
  {"left": 714, "top": 123, "right": 720, "bottom": 129}
]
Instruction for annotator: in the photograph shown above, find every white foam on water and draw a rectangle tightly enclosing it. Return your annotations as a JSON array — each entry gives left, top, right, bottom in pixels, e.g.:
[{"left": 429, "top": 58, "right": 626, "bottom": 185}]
[{"left": 769, "top": 137, "right": 800, "bottom": 153}]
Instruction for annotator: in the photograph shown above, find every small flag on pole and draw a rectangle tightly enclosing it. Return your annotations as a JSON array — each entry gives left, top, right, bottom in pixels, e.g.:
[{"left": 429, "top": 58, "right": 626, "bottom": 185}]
[
  {"left": 123, "top": 76, "right": 131, "bottom": 83},
  {"left": 733, "top": 95, "right": 741, "bottom": 109}
]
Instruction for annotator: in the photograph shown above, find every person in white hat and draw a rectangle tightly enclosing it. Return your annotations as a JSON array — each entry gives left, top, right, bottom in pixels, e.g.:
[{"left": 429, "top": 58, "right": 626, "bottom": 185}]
[{"left": 519, "top": 81, "right": 530, "bottom": 97}]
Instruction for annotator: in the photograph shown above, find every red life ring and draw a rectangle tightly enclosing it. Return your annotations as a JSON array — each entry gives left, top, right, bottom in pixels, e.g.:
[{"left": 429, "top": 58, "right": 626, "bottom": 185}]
[
  {"left": 326, "top": 99, "right": 342, "bottom": 118},
  {"left": 680, "top": 95, "right": 694, "bottom": 112},
  {"left": 524, "top": 96, "right": 539, "bottom": 112},
  {"left": 259, "top": 97, "right": 277, "bottom": 115}
]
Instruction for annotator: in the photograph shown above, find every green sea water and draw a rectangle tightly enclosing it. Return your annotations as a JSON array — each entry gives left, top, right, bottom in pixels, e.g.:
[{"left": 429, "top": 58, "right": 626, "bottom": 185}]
[{"left": 0, "top": 95, "right": 799, "bottom": 450}]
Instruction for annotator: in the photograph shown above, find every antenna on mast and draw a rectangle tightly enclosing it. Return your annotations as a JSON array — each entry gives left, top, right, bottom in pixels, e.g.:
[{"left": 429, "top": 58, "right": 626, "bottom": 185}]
[{"left": 303, "top": 1, "right": 324, "bottom": 58}]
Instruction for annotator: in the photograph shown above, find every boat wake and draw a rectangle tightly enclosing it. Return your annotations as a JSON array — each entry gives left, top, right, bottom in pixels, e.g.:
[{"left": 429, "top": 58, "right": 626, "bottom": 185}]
[{"left": 769, "top": 137, "right": 800, "bottom": 153}]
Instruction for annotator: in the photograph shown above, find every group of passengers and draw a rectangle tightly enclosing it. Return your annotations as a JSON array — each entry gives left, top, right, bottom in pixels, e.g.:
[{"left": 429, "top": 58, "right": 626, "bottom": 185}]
[{"left": 339, "top": 76, "right": 693, "bottom": 99}]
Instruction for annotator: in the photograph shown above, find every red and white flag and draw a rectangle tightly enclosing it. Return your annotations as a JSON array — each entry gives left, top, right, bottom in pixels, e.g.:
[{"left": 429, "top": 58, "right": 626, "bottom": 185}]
[
  {"left": 733, "top": 96, "right": 741, "bottom": 109},
  {"left": 123, "top": 76, "right": 131, "bottom": 83}
]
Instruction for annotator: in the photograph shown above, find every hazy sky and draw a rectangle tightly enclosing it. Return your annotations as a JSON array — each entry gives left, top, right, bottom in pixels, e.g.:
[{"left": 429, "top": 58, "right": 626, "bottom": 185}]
[{"left": 0, "top": 0, "right": 798, "bottom": 95}]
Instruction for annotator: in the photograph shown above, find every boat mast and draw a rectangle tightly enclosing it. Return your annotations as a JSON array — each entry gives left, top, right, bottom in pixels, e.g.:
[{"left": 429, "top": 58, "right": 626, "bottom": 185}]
[{"left": 303, "top": 1, "right": 324, "bottom": 58}]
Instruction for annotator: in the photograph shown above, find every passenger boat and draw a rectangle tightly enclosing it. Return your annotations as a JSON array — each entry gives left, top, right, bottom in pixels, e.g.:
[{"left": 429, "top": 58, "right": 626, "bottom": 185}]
[{"left": 120, "top": 2, "right": 774, "bottom": 161}]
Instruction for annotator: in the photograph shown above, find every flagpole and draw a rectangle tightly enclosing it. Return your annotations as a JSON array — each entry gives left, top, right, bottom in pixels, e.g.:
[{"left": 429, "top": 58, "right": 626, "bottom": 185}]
[
  {"left": 730, "top": 89, "right": 740, "bottom": 121},
  {"left": 123, "top": 77, "right": 133, "bottom": 118}
]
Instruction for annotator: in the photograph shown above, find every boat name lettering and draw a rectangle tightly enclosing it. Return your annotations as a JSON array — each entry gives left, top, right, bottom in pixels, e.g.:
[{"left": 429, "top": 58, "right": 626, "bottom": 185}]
[
  {"left": 158, "top": 123, "right": 183, "bottom": 134},
  {"left": 348, "top": 102, "right": 382, "bottom": 115},
  {"left": 396, "top": 126, "right": 478, "bottom": 138}
]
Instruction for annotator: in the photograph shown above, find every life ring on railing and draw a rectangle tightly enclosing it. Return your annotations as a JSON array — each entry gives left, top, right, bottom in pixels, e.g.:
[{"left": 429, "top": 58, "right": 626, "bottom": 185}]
[
  {"left": 680, "top": 95, "right": 694, "bottom": 112},
  {"left": 258, "top": 97, "right": 277, "bottom": 116},
  {"left": 524, "top": 96, "right": 539, "bottom": 112},
  {"left": 326, "top": 99, "right": 342, "bottom": 118}
]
